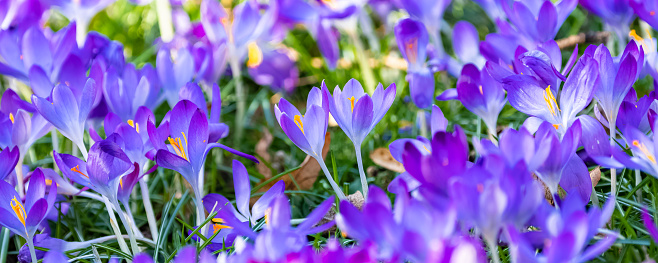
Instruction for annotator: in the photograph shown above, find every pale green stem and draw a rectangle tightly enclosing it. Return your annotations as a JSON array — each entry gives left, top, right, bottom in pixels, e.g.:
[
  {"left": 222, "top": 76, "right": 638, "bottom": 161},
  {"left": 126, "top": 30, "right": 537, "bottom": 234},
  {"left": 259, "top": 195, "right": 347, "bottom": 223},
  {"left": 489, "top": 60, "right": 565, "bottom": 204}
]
[
  {"left": 230, "top": 56, "right": 246, "bottom": 144},
  {"left": 194, "top": 187, "right": 207, "bottom": 236},
  {"left": 317, "top": 158, "right": 347, "bottom": 200},
  {"left": 610, "top": 121, "right": 617, "bottom": 197},
  {"left": 428, "top": 27, "right": 445, "bottom": 59},
  {"left": 101, "top": 196, "right": 131, "bottom": 256},
  {"left": 75, "top": 17, "right": 88, "bottom": 49},
  {"left": 0, "top": 228, "right": 10, "bottom": 263},
  {"left": 15, "top": 156, "right": 24, "bottom": 198},
  {"left": 354, "top": 144, "right": 369, "bottom": 199},
  {"left": 26, "top": 234, "right": 37, "bottom": 263},
  {"left": 155, "top": 0, "right": 174, "bottom": 43},
  {"left": 111, "top": 199, "right": 140, "bottom": 255},
  {"left": 51, "top": 132, "right": 60, "bottom": 173},
  {"left": 635, "top": 169, "right": 642, "bottom": 201},
  {"left": 591, "top": 182, "right": 600, "bottom": 207},
  {"left": 485, "top": 236, "right": 501, "bottom": 263},
  {"left": 139, "top": 180, "right": 158, "bottom": 240},
  {"left": 348, "top": 31, "right": 376, "bottom": 93},
  {"left": 418, "top": 109, "right": 428, "bottom": 139}
]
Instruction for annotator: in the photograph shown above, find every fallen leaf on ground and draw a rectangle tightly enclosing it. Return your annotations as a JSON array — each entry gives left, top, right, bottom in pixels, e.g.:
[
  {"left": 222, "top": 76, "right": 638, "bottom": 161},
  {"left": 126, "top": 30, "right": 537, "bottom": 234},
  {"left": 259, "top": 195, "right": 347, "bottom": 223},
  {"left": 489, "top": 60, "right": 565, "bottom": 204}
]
[{"left": 370, "top": 147, "right": 405, "bottom": 173}]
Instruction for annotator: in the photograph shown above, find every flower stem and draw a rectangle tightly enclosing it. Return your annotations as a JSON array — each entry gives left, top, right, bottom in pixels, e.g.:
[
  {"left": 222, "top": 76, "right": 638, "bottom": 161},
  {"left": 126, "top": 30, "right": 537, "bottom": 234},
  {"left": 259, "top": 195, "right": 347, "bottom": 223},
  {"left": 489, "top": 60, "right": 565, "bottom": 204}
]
[
  {"left": 635, "top": 169, "right": 642, "bottom": 201},
  {"left": 348, "top": 31, "right": 376, "bottom": 94},
  {"left": 610, "top": 122, "right": 617, "bottom": 197},
  {"left": 102, "top": 196, "right": 131, "bottom": 256},
  {"left": 194, "top": 187, "right": 207, "bottom": 235},
  {"left": 15, "top": 156, "right": 24, "bottom": 198},
  {"left": 155, "top": 0, "right": 174, "bottom": 43},
  {"left": 139, "top": 179, "right": 159, "bottom": 240},
  {"left": 229, "top": 56, "right": 246, "bottom": 144},
  {"left": 418, "top": 109, "right": 428, "bottom": 138},
  {"left": 317, "top": 158, "right": 347, "bottom": 200},
  {"left": 26, "top": 234, "right": 37, "bottom": 263},
  {"left": 0, "top": 228, "right": 10, "bottom": 263},
  {"left": 354, "top": 144, "right": 369, "bottom": 199},
  {"left": 75, "top": 18, "right": 88, "bottom": 49},
  {"left": 485, "top": 237, "right": 501, "bottom": 263},
  {"left": 111, "top": 199, "right": 140, "bottom": 255}
]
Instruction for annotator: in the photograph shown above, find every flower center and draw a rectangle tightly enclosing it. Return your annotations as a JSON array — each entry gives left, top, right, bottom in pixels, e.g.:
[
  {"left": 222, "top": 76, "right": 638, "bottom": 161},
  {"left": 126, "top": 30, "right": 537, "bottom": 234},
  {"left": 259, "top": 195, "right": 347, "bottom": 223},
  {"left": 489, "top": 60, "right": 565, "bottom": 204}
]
[
  {"left": 247, "top": 42, "right": 263, "bottom": 68},
  {"left": 168, "top": 132, "right": 189, "bottom": 161},
  {"left": 71, "top": 165, "right": 90, "bottom": 178},
  {"left": 212, "top": 218, "right": 233, "bottom": 233},
  {"left": 265, "top": 207, "right": 272, "bottom": 226},
  {"left": 632, "top": 140, "right": 656, "bottom": 164},
  {"left": 127, "top": 119, "right": 139, "bottom": 133},
  {"left": 348, "top": 96, "right": 358, "bottom": 112},
  {"left": 543, "top": 86, "right": 560, "bottom": 117},
  {"left": 294, "top": 115, "right": 304, "bottom": 134},
  {"left": 10, "top": 196, "right": 26, "bottom": 227},
  {"left": 9, "top": 113, "right": 14, "bottom": 124},
  {"left": 405, "top": 37, "right": 418, "bottom": 65}
]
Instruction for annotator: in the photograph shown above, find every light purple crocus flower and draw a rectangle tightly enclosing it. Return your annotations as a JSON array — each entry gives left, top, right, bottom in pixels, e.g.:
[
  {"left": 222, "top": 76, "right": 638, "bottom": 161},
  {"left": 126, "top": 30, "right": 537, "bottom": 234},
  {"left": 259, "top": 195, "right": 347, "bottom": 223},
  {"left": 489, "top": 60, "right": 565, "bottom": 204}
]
[
  {"left": 150, "top": 100, "right": 258, "bottom": 226},
  {"left": 177, "top": 82, "right": 229, "bottom": 142},
  {"left": 437, "top": 64, "right": 506, "bottom": 136},
  {"left": 0, "top": 168, "right": 56, "bottom": 263},
  {"left": 394, "top": 18, "right": 435, "bottom": 109},
  {"left": 580, "top": 0, "right": 635, "bottom": 44},
  {"left": 323, "top": 79, "right": 396, "bottom": 197},
  {"left": 103, "top": 63, "right": 161, "bottom": 122},
  {"left": 247, "top": 48, "right": 299, "bottom": 93},
  {"left": 398, "top": 0, "right": 452, "bottom": 57},
  {"left": 48, "top": 0, "right": 115, "bottom": 47},
  {"left": 32, "top": 79, "right": 97, "bottom": 159},
  {"left": 501, "top": 52, "right": 599, "bottom": 136},
  {"left": 501, "top": 0, "right": 577, "bottom": 44},
  {"left": 274, "top": 85, "right": 347, "bottom": 199},
  {"left": 446, "top": 21, "right": 485, "bottom": 77},
  {"left": 586, "top": 42, "right": 643, "bottom": 138},
  {"left": 156, "top": 47, "right": 195, "bottom": 107},
  {"left": 506, "top": 194, "right": 617, "bottom": 263}
]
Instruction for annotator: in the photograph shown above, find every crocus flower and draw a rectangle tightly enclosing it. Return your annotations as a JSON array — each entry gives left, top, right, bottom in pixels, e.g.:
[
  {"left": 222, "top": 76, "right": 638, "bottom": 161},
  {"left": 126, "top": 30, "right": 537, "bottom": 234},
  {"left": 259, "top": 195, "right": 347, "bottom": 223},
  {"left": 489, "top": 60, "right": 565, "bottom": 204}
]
[
  {"left": 586, "top": 42, "right": 643, "bottom": 138},
  {"left": 32, "top": 79, "right": 97, "bottom": 159},
  {"left": 0, "top": 168, "right": 56, "bottom": 263},
  {"left": 394, "top": 18, "right": 435, "bottom": 109},
  {"left": 437, "top": 64, "right": 506, "bottom": 136},
  {"left": 617, "top": 122, "right": 658, "bottom": 178},
  {"left": 48, "top": 0, "right": 115, "bottom": 47},
  {"left": 642, "top": 208, "right": 658, "bottom": 244},
  {"left": 501, "top": 52, "right": 599, "bottom": 136},
  {"left": 177, "top": 82, "right": 229, "bottom": 142},
  {"left": 0, "top": 146, "right": 19, "bottom": 181},
  {"left": 501, "top": 0, "right": 577, "bottom": 45},
  {"left": 580, "top": 0, "right": 635, "bottom": 44},
  {"left": 506, "top": 194, "right": 617, "bottom": 263},
  {"left": 133, "top": 246, "right": 216, "bottom": 263},
  {"left": 274, "top": 85, "right": 347, "bottom": 199},
  {"left": 200, "top": 160, "right": 284, "bottom": 249},
  {"left": 247, "top": 47, "right": 299, "bottom": 93},
  {"left": 630, "top": 0, "right": 658, "bottom": 29},
  {"left": 102, "top": 63, "right": 161, "bottom": 122},
  {"left": 151, "top": 100, "right": 258, "bottom": 226},
  {"left": 323, "top": 79, "right": 396, "bottom": 197},
  {"left": 156, "top": 47, "right": 195, "bottom": 107},
  {"left": 399, "top": 0, "right": 452, "bottom": 57},
  {"left": 0, "top": 0, "right": 47, "bottom": 31},
  {"left": 446, "top": 21, "right": 486, "bottom": 77}
]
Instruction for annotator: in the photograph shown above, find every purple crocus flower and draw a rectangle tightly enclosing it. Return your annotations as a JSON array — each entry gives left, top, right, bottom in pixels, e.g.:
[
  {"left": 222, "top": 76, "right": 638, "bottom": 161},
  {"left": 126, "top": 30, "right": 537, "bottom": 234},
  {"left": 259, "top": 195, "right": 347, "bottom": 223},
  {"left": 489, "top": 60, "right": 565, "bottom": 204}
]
[
  {"left": 501, "top": 52, "right": 599, "bottom": 136},
  {"left": 156, "top": 47, "right": 195, "bottom": 107},
  {"left": 578, "top": 115, "right": 631, "bottom": 169},
  {"left": 133, "top": 246, "right": 216, "bottom": 263},
  {"left": 438, "top": 64, "right": 506, "bottom": 136},
  {"left": 48, "top": 0, "right": 115, "bottom": 47},
  {"left": 274, "top": 85, "right": 347, "bottom": 199},
  {"left": 200, "top": 160, "right": 284, "bottom": 249},
  {"left": 0, "top": 168, "right": 56, "bottom": 263},
  {"left": 617, "top": 122, "right": 658, "bottom": 178},
  {"left": 642, "top": 208, "right": 658, "bottom": 244},
  {"left": 102, "top": 63, "right": 161, "bottom": 121},
  {"left": 394, "top": 18, "right": 435, "bottom": 109},
  {"left": 150, "top": 100, "right": 258, "bottom": 226},
  {"left": 247, "top": 47, "right": 299, "bottom": 93},
  {"left": 399, "top": 0, "right": 452, "bottom": 57},
  {"left": 323, "top": 79, "right": 396, "bottom": 197},
  {"left": 446, "top": 21, "right": 485, "bottom": 77},
  {"left": 0, "top": 146, "right": 19, "bottom": 181},
  {"left": 501, "top": 0, "right": 577, "bottom": 44},
  {"left": 32, "top": 79, "right": 98, "bottom": 159},
  {"left": 178, "top": 82, "right": 229, "bottom": 142},
  {"left": 580, "top": 0, "right": 635, "bottom": 44},
  {"left": 630, "top": 0, "right": 658, "bottom": 29},
  {"left": 506, "top": 194, "right": 617, "bottom": 263},
  {"left": 586, "top": 42, "right": 643, "bottom": 139}
]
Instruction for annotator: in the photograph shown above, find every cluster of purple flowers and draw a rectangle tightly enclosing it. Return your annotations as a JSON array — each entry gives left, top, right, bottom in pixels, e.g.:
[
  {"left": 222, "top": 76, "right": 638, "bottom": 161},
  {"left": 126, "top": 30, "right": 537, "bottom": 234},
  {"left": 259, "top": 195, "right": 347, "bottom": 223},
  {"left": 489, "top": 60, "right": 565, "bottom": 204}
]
[{"left": 3, "top": 0, "right": 658, "bottom": 262}]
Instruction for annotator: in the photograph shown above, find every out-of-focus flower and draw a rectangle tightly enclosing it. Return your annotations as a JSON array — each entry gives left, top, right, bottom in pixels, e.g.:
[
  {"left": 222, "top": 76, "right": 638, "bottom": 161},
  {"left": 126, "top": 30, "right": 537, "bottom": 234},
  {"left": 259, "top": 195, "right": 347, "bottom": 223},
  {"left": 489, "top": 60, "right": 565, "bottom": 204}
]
[
  {"left": 0, "top": 146, "right": 19, "bottom": 181},
  {"left": 642, "top": 208, "right": 658, "bottom": 244},
  {"left": 580, "top": 0, "right": 635, "bottom": 43},
  {"left": 247, "top": 48, "right": 299, "bottom": 93},
  {"left": 32, "top": 80, "right": 97, "bottom": 159},
  {"left": 133, "top": 246, "right": 216, "bottom": 263},
  {"left": 102, "top": 64, "right": 161, "bottom": 122},
  {"left": 274, "top": 85, "right": 346, "bottom": 199},
  {"left": 630, "top": 0, "right": 658, "bottom": 29},
  {"left": 506, "top": 194, "right": 617, "bottom": 263},
  {"left": 48, "top": 0, "right": 115, "bottom": 47},
  {"left": 394, "top": 18, "right": 435, "bottom": 109},
  {"left": 156, "top": 47, "right": 195, "bottom": 107},
  {"left": 399, "top": 0, "right": 451, "bottom": 58},
  {"left": 438, "top": 64, "right": 506, "bottom": 135},
  {"left": 446, "top": 21, "right": 485, "bottom": 77},
  {"left": 502, "top": 0, "right": 577, "bottom": 44}
]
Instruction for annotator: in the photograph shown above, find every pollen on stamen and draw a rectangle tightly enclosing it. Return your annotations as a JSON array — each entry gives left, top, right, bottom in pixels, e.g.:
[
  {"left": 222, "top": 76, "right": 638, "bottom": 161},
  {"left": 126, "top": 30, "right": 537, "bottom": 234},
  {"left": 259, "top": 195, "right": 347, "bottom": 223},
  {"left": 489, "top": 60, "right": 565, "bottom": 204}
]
[
  {"left": 294, "top": 115, "right": 304, "bottom": 134},
  {"left": 9, "top": 113, "right": 14, "bottom": 123},
  {"left": 71, "top": 165, "right": 90, "bottom": 178},
  {"left": 348, "top": 96, "right": 358, "bottom": 112},
  {"left": 10, "top": 196, "right": 27, "bottom": 227}
]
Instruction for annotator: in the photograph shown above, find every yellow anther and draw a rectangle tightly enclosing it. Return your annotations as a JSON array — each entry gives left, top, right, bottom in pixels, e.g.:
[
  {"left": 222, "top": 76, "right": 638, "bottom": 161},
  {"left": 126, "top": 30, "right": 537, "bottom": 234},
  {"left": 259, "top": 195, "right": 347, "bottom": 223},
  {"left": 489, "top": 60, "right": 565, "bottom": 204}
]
[
  {"left": 543, "top": 86, "right": 560, "bottom": 116},
  {"left": 127, "top": 120, "right": 140, "bottom": 133},
  {"left": 294, "top": 115, "right": 304, "bottom": 134},
  {"left": 247, "top": 42, "right": 263, "bottom": 68},
  {"left": 10, "top": 196, "right": 26, "bottom": 227},
  {"left": 348, "top": 96, "right": 358, "bottom": 112},
  {"left": 167, "top": 134, "right": 189, "bottom": 161},
  {"left": 9, "top": 113, "right": 14, "bottom": 124},
  {"left": 71, "top": 165, "right": 89, "bottom": 178},
  {"left": 630, "top": 29, "right": 644, "bottom": 42},
  {"left": 265, "top": 208, "right": 272, "bottom": 226},
  {"left": 479, "top": 85, "right": 484, "bottom": 95},
  {"left": 340, "top": 231, "right": 348, "bottom": 238},
  {"left": 212, "top": 218, "right": 232, "bottom": 233},
  {"left": 552, "top": 124, "right": 560, "bottom": 130},
  {"left": 632, "top": 140, "right": 657, "bottom": 164}
]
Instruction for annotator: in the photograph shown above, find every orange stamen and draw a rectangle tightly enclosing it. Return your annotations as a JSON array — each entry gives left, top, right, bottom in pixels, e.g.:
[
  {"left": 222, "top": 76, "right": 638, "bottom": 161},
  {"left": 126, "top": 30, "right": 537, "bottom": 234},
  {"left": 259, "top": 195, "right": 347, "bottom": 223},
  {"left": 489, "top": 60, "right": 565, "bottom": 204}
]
[
  {"left": 294, "top": 115, "right": 304, "bottom": 134},
  {"left": 10, "top": 196, "right": 26, "bottom": 227},
  {"left": 632, "top": 140, "right": 657, "bottom": 164},
  {"left": 71, "top": 165, "right": 89, "bottom": 178}
]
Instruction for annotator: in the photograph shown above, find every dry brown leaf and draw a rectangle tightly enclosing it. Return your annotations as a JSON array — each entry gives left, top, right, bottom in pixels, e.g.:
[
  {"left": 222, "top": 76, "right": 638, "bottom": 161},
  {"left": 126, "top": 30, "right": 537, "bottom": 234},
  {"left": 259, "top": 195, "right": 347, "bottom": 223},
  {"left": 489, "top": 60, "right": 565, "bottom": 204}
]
[
  {"left": 370, "top": 147, "right": 405, "bottom": 173},
  {"left": 255, "top": 133, "right": 330, "bottom": 195},
  {"left": 590, "top": 166, "right": 601, "bottom": 187}
]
